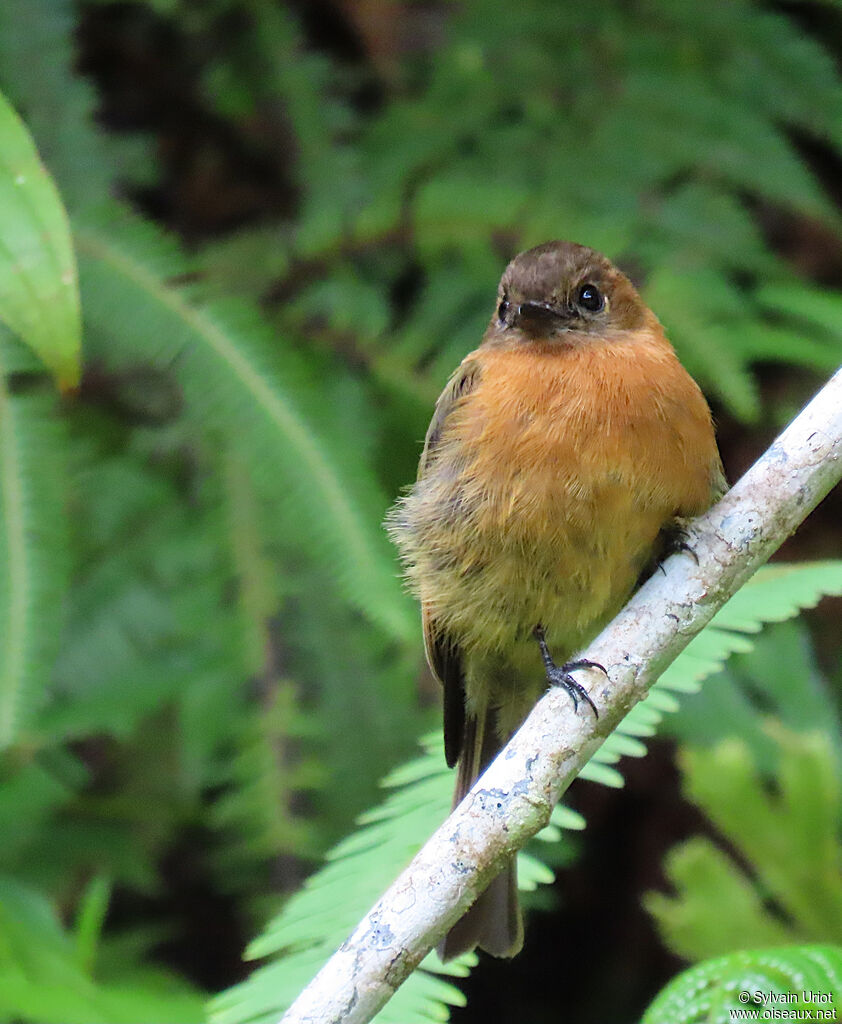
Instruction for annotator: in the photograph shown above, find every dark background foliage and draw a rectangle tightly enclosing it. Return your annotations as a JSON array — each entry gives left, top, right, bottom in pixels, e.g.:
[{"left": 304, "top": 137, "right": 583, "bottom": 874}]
[{"left": 0, "top": 1, "right": 841, "bottom": 1022}]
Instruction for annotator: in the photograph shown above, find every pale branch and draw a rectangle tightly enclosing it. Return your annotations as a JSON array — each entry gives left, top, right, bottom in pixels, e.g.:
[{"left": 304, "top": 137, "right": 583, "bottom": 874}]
[{"left": 281, "top": 366, "right": 842, "bottom": 1024}]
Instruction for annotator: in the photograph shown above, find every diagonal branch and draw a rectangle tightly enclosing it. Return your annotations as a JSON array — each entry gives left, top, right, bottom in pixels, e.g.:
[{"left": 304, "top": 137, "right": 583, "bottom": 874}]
[{"left": 281, "top": 366, "right": 842, "bottom": 1024}]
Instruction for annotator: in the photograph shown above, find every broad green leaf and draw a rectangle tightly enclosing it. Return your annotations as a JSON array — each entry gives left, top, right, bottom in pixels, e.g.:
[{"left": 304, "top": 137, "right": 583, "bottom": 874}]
[{"left": 0, "top": 90, "right": 80, "bottom": 387}]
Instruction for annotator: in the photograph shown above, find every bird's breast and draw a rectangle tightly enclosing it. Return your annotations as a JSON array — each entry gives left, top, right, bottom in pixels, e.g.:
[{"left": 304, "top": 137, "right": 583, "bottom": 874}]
[
  {"left": 400, "top": 332, "right": 718, "bottom": 654},
  {"left": 445, "top": 337, "right": 709, "bottom": 537}
]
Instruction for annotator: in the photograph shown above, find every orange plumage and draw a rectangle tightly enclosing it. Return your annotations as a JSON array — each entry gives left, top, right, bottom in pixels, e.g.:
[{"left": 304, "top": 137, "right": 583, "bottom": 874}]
[{"left": 387, "top": 241, "right": 724, "bottom": 961}]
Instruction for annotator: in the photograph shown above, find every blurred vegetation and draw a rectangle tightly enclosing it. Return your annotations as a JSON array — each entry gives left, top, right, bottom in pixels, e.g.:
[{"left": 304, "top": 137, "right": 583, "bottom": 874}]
[{"left": 0, "top": 1, "right": 841, "bottom": 1022}]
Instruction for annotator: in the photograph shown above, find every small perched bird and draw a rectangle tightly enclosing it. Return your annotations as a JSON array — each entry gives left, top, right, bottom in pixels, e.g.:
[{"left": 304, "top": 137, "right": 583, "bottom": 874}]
[{"left": 386, "top": 241, "right": 724, "bottom": 961}]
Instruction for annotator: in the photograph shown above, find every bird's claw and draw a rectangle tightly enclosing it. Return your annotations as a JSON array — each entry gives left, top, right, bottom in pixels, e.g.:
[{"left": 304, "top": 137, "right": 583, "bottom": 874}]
[
  {"left": 545, "top": 662, "right": 601, "bottom": 718},
  {"left": 533, "top": 625, "right": 603, "bottom": 719},
  {"left": 663, "top": 524, "right": 699, "bottom": 565}
]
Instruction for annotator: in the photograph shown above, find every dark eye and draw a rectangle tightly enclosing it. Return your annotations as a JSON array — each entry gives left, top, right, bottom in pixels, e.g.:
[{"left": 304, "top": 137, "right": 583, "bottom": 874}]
[
  {"left": 497, "top": 297, "right": 511, "bottom": 323},
  {"left": 577, "top": 283, "right": 604, "bottom": 313}
]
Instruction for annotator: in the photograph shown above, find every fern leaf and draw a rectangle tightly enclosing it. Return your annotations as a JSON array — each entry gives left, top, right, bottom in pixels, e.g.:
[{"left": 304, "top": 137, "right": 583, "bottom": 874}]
[
  {"left": 0, "top": 333, "right": 68, "bottom": 747},
  {"left": 642, "top": 944, "right": 842, "bottom": 1024},
  {"left": 0, "top": 0, "right": 153, "bottom": 211},
  {"left": 646, "top": 729, "right": 842, "bottom": 961},
  {"left": 756, "top": 281, "right": 842, "bottom": 342},
  {"left": 655, "top": 562, "right": 842, "bottom": 697},
  {"left": 73, "top": 207, "right": 414, "bottom": 643},
  {"left": 0, "top": 875, "right": 205, "bottom": 1024}
]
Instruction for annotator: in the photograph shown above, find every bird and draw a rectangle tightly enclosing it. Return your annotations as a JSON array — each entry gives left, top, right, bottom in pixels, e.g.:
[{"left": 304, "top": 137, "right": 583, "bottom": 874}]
[{"left": 385, "top": 240, "right": 725, "bottom": 961}]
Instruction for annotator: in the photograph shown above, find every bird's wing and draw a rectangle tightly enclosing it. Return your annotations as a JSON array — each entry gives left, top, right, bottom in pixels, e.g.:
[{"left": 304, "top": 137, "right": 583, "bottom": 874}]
[
  {"left": 422, "top": 603, "right": 464, "bottom": 769},
  {"left": 647, "top": 454, "right": 729, "bottom": 583},
  {"left": 418, "top": 357, "right": 481, "bottom": 769},
  {"left": 709, "top": 459, "right": 728, "bottom": 503},
  {"left": 417, "top": 356, "right": 481, "bottom": 479}
]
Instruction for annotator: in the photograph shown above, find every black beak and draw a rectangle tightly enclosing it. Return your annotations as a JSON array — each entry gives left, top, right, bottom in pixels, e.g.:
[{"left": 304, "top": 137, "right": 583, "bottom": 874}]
[{"left": 514, "top": 301, "right": 565, "bottom": 329}]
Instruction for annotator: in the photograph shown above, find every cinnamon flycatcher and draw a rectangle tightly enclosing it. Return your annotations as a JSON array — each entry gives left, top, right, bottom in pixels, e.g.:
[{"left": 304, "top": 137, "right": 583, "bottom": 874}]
[{"left": 386, "top": 241, "right": 724, "bottom": 961}]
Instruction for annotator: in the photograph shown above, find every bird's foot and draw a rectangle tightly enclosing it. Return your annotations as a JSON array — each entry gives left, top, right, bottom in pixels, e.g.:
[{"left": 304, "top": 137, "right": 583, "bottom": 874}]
[
  {"left": 532, "top": 625, "right": 603, "bottom": 719},
  {"left": 658, "top": 522, "right": 699, "bottom": 572}
]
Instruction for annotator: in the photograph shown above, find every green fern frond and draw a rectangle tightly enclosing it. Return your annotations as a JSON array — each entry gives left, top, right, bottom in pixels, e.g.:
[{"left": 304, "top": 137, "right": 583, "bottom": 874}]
[
  {"left": 646, "top": 728, "right": 842, "bottom": 962},
  {"left": 0, "top": 0, "right": 153, "bottom": 211},
  {"left": 39, "top": 430, "right": 234, "bottom": 746},
  {"left": 614, "top": 75, "right": 836, "bottom": 222},
  {"left": 172, "top": 0, "right": 842, "bottom": 432},
  {"left": 210, "top": 682, "right": 325, "bottom": 876},
  {"left": 73, "top": 207, "right": 414, "bottom": 644},
  {"left": 642, "top": 944, "right": 842, "bottom": 1024},
  {"left": 0, "top": 751, "right": 81, "bottom": 882},
  {"left": 337, "top": 0, "right": 842, "bottom": 421},
  {"left": 209, "top": 451, "right": 325, "bottom": 891},
  {"left": 756, "top": 280, "right": 842, "bottom": 343},
  {"left": 211, "top": 562, "right": 842, "bottom": 1024},
  {"left": 210, "top": 734, "right": 467, "bottom": 1024},
  {"left": 0, "top": 874, "right": 205, "bottom": 1024},
  {"left": 221, "top": 3, "right": 343, "bottom": 197},
  {"left": 0, "top": 333, "right": 69, "bottom": 748},
  {"left": 595, "top": 562, "right": 842, "bottom": 770}
]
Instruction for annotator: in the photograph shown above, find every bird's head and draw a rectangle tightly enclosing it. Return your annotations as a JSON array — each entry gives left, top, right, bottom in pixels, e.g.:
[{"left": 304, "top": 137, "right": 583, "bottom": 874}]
[{"left": 488, "top": 241, "right": 649, "bottom": 345}]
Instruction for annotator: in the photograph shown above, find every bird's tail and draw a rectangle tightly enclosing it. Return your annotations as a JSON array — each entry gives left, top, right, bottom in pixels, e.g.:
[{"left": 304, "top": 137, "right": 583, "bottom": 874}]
[{"left": 437, "top": 706, "right": 524, "bottom": 962}]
